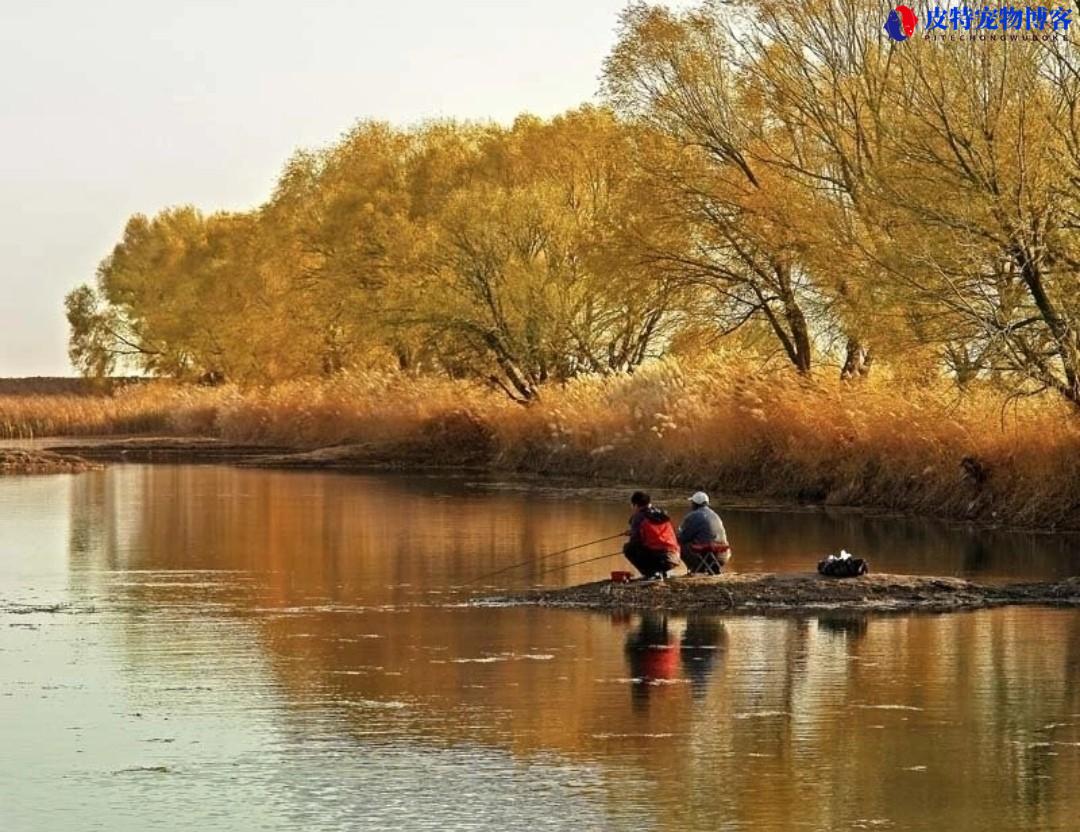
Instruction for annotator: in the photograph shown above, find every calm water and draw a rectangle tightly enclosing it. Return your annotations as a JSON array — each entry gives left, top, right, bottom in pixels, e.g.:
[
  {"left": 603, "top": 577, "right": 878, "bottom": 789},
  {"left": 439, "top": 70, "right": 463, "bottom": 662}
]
[{"left": 2, "top": 465, "right": 1080, "bottom": 831}]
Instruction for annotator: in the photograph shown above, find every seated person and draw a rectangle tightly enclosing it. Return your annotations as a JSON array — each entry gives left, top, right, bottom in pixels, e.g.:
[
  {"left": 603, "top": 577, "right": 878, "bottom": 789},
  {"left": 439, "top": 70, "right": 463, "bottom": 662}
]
[
  {"left": 677, "top": 492, "right": 731, "bottom": 575},
  {"left": 623, "top": 491, "right": 681, "bottom": 579}
]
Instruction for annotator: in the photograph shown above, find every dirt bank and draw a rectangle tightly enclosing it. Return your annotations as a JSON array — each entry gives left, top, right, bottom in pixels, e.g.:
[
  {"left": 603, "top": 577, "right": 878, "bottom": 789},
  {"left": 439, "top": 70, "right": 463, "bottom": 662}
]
[
  {"left": 0, "top": 448, "right": 100, "bottom": 475},
  {"left": 491, "top": 573, "right": 1080, "bottom": 615},
  {"left": 44, "top": 436, "right": 495, "bottom": 471},
  {"left": 46, "top": 437, "right": 294, "bottom": 464}
]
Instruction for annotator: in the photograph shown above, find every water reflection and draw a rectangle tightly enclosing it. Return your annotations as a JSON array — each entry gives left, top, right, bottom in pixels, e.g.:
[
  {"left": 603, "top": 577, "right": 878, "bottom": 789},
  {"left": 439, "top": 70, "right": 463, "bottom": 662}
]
[
  {"left": 3, "top": 466, "right": 1080, "bottom": 831},
  {"left": 720, "top": 507, "right": 1080, "bottom": 582},
  {"left": 619, "top": 613, "right": 730, "bottom": 709},
  {"left": 681, "top": 616, "right": 727, "bottom": 701},
  {"left": 624, "top": 614, "right": 680, "bottom": 710},
  {"left": 815, "top": 613, "right": 870, "bottom": 640}
]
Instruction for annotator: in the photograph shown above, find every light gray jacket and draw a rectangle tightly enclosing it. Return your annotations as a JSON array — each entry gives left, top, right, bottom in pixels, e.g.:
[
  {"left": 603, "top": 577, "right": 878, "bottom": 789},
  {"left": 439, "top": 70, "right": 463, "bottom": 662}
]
[{"left": 677, "top": 505, "right": 727, "bottom": 547}]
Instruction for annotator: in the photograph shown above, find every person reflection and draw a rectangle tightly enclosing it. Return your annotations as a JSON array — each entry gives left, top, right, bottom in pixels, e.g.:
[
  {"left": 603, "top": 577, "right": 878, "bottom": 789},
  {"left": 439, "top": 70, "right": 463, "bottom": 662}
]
[
  {"left": 816, "top": 613, "right": 869, "bottom": 640},
  {"left": 680, "top": 615, "right": 727, "bottom": 701},
  {"left": 624, "top": 613, "right": 679, "bottom": 710}
]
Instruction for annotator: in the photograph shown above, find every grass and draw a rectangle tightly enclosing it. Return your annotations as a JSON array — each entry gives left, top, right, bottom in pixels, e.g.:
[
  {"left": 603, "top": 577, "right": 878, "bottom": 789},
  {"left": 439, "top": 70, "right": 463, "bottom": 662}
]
[{"left": 1, "top": 359, "right": 1078, "bottom": 528}]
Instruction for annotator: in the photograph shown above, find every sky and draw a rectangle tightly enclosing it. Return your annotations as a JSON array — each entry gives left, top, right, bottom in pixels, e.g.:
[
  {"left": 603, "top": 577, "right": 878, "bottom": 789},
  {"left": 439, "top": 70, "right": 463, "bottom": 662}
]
[{"left": 0, "top": 0, "right": 648, "bottom": 377}]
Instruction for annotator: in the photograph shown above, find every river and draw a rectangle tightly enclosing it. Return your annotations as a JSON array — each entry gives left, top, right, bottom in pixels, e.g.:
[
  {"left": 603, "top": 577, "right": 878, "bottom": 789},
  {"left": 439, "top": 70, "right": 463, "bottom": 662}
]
[{"left": 2, "top": 465, "right": 1079, "bottom": 831}]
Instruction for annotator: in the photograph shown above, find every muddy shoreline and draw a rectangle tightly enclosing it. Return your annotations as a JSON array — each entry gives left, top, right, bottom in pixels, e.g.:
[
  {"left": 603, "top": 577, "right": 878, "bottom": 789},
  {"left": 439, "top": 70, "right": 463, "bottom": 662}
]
[
  {"left": 0, "top": 447, "right": 101, "bottom": 475},
  {"left": 489, "top": 573, "right": 1080, "bottom": 615},
  {"left": 38, "top": 436, "right": 297, "bottom": 464}
]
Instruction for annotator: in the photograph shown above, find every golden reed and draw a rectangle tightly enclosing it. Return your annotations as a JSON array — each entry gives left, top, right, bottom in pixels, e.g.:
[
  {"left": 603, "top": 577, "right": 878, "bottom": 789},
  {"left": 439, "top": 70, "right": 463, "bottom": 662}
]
[{"left": 2, "top": 359, "right": 1078, "bottom": 528}]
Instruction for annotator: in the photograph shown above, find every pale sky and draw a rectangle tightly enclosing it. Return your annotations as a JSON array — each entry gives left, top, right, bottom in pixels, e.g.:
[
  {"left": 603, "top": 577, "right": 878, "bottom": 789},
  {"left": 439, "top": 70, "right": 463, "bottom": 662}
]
[{"left": 0, "top": 0, "right": 646, "bottom": 376}]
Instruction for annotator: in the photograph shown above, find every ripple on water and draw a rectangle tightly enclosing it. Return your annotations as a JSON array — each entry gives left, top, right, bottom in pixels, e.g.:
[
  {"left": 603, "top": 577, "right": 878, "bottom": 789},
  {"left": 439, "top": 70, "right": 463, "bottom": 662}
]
[
  {"left": 448, "top": 652, "right": 555, "bottom": 664},
  {"left": 734, "top": 711, "right": 789, "bottom": 720}
]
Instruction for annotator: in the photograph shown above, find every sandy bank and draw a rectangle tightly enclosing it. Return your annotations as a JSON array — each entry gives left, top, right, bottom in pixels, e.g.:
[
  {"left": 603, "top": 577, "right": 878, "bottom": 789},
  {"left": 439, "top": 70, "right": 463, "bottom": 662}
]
[{"left": 491, "top": 573, "right": 1080, "bottom": 615}]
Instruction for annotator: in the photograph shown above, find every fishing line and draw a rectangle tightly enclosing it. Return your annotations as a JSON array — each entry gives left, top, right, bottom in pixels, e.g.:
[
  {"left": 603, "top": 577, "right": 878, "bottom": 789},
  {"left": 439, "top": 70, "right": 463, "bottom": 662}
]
[{"left": 466, "top": 532, "right": 625, "bottom": 585}]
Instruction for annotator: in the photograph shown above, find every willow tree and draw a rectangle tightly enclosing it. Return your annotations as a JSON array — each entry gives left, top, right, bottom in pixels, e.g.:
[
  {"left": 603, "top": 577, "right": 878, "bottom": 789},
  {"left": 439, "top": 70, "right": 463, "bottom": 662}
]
[
  {"left": 505, "top": 109, "right": 680, "bottom": 376},
  {"left": 737, "top": 0, "right": 905, "bottom": 378},
  {"left": 404, "top": 111, "right": 677, "bottom": 401},
  {"left": 66, "top": 284, "right": 136, "bottom": 377},
  {"left": 604, "top": 3, "right": 823, "bottom": 374},
  {"left": 66, "top": 208, "right": 263, "bottom": 381},
  {"left": 260, "top": 124, "right": 424, "bottom": 376},
  {"left": 867, "top": 37, "right": 1080, "bottom": 405}
]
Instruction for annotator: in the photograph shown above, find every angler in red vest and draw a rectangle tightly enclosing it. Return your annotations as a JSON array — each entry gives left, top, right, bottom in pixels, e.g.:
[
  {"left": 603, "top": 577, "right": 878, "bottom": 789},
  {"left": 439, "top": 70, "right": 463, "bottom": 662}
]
[{"left": 622, "top": 491, "right": 682, "bottom": 580}]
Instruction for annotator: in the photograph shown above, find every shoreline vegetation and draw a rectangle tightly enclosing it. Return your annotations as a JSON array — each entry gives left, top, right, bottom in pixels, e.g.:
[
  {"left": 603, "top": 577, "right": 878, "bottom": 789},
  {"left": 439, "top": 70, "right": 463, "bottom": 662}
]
[{"left": 4, "top": 360, "right": 1080, "bottom": 530}]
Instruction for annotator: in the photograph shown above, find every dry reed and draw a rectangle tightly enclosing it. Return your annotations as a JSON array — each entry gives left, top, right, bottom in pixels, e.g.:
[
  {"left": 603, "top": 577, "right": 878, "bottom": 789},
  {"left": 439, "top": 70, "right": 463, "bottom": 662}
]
[{"left": 1, "top": 360, "right": 1078, "bottom": 528}]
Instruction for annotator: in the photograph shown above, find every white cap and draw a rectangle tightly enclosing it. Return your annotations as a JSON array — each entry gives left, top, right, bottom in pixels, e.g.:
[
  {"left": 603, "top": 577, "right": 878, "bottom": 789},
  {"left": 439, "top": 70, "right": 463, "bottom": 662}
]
[{"left": 689, "top": 491, "right": 709, "bottom": 505}]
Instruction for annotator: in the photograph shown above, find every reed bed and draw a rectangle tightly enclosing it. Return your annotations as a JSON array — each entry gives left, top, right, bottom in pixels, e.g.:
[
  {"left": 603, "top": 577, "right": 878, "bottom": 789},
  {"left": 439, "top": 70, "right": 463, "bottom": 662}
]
[
  {"left": 1, "top": 360, "right": 1078, "bottom": 528},
  {"left": 0, "top": 384, "right": 188, "bottom": 438}
]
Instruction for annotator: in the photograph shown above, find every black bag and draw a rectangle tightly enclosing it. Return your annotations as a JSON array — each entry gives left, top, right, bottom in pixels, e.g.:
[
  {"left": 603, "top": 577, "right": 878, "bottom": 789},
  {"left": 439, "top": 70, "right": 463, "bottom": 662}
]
[{"left": 817, "top": 556, "right": 869, "bottom": 578}]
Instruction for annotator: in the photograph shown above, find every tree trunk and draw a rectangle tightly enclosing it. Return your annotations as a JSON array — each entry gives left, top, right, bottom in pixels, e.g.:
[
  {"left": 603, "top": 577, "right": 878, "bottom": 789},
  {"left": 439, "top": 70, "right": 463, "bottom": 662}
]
[
  {"left": 773, "top": 262, "right": 812, "bottom": 374},
  {"left": 786, "top": 305, "right": 813, "bottom": 374},
  {"left": 482, "top": 331, "right": 538, "bottom": 403},
  {"left": 840, "top": 337, "right": 872, "bottom": 381},
  {"left": 1015, "top": 247, "right": 1080, "bottom": 407}
]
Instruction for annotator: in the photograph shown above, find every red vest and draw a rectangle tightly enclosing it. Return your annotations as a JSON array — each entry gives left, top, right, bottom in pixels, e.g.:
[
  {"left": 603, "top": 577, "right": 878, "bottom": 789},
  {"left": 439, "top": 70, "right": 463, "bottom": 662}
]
[{"left": 641, "top": 515, "right": 679, "bottom": 553}]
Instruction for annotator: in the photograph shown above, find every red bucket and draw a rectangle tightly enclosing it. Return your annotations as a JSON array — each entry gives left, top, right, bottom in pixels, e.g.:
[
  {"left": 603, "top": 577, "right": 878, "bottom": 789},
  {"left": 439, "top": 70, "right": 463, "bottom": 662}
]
[{"left": 610, "top": 570, "right": 632, "bottom": 583}]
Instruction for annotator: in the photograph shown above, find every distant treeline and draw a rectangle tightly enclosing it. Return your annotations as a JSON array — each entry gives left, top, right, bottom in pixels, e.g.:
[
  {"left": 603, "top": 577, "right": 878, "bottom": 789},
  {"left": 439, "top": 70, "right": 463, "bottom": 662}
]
[
  {"left": 67, "top": 0, "right": 1080, "bottom": 408},
  {"left": 0, "top": 377, "right": 144, "bottom": 397}
]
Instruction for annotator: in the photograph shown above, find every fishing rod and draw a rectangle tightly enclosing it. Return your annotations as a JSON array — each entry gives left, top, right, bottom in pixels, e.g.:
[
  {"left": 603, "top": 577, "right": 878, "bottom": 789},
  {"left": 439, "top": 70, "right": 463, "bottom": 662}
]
[
  {"left": 531, "top": 548, "right": 625, "bottom": 579},
  {"left": 466, "top": 532, "right": 625, "bottom": 585}
]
